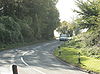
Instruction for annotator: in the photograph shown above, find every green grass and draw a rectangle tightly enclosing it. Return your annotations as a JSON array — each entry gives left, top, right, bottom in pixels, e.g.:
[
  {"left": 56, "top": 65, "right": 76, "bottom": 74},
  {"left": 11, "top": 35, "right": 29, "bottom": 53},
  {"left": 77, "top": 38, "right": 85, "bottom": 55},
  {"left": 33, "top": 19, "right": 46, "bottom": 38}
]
[
  {"left": 54, "top": 47, "right": 100, "bottom": 73},
  {"left": 81, "top": 56, "right": 100, "bottom": 72}
]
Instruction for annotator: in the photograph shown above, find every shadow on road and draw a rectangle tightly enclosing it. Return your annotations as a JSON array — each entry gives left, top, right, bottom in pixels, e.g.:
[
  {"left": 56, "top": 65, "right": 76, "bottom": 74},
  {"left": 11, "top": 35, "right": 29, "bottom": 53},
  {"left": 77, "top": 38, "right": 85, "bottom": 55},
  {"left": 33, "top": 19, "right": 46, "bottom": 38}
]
[{"left": 0, "top": 41, "right": 87, "bottom": 74}]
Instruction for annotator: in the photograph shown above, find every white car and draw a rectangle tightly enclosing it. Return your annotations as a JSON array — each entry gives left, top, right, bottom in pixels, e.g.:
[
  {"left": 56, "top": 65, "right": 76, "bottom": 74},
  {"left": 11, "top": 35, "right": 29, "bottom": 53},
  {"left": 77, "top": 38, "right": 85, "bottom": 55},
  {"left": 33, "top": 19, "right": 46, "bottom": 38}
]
[
  {"left": 59, "top": 36, "right": 68, "bottom": 41},
  {"left": 67, "top": 37, "right": 72, "bottom": 40}
]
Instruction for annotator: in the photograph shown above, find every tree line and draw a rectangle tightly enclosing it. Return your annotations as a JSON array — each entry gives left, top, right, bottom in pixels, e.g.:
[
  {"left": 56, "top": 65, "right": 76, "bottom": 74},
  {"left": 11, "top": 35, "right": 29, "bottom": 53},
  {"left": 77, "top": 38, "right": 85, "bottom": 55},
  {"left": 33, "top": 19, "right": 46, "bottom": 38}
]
[
  {"left": 74, "top": 0, "right": 100, "bottom": 46},
  {"left": 72, "top": 0, "right": 100, "bottom": 56},
  {"left": 57, "top": 0, "right": 100, "bottom": 56},
  {"left": 0, "top": 0, "right": 59, "bottom": 46}
]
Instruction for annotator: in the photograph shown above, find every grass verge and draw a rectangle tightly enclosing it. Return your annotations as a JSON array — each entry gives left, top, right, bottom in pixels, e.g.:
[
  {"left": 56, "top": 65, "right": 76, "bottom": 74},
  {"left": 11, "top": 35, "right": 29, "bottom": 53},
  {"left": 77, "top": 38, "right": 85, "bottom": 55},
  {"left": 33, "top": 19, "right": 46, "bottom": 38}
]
[{"left": 54, "top": 47, "right": 100, "bottom": 73}]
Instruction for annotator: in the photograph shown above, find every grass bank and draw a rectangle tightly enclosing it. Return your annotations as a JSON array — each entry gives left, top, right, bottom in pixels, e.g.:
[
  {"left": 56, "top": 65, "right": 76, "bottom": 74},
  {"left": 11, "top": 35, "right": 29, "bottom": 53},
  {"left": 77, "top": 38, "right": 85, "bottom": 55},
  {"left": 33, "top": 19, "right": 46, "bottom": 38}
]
[{"left": 54, "top": 47, "right": 100, "bottom": 73}]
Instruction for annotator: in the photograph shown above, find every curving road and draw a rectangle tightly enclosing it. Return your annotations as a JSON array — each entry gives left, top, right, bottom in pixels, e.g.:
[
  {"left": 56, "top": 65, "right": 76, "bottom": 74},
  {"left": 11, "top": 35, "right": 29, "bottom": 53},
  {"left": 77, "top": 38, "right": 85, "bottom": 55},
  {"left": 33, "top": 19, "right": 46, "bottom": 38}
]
[{"left": 0, "top": 40, "right": 88, "bottom": 74}]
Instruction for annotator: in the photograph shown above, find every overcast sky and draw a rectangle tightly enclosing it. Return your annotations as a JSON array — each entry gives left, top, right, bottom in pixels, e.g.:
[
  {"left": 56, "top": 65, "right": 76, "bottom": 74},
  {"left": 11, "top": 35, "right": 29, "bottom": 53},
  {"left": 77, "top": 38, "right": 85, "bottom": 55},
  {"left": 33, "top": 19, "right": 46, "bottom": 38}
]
[{"left": 56, "top": 0, "right": 87, "bottom": 22}]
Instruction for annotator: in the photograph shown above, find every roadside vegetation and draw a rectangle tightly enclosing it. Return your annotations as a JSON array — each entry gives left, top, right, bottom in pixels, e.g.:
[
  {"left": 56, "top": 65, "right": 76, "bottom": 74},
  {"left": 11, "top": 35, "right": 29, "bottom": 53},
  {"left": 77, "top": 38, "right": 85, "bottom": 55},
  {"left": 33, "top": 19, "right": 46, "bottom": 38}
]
[
  {"left": 0, "top": 0, "right": 60, "bottom": 50},
  {"left": 54, "top": 43, "right": 100, "bottom": 73},
  {"left": 54, "top": 0, "right": 100, "bottom": 73}
]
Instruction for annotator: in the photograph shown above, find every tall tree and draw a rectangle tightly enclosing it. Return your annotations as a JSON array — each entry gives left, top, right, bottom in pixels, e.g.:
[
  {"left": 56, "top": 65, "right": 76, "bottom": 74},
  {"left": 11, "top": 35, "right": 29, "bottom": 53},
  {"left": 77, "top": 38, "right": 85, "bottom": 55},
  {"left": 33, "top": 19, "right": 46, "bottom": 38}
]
[{"left": 74, "top": 0, "right": 100, "bottom": 28}]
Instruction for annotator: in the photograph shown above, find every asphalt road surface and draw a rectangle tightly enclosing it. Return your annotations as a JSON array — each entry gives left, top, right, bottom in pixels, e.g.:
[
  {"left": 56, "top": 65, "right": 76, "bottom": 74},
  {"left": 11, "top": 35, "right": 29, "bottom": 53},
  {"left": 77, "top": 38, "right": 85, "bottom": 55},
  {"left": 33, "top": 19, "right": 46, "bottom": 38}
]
[{"left": 0, "top": 40, "right": 88, "bottom": 74}]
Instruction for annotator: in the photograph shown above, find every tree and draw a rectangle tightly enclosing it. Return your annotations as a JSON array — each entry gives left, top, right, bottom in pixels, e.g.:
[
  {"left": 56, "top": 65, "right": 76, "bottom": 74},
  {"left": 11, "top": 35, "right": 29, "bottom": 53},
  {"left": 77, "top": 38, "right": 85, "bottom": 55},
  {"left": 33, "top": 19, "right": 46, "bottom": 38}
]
[
  {"left": 57, "top": 21, "right": 76, "bottom": 36},
  {"left": 0, "top": 0, "right": 60, "bottom": 46},
  {"left": 74, "top": 0, "right": 100, "bottom": 29},
  {"left": 73, "top": 0, "right": 100, "bottom": 46}
]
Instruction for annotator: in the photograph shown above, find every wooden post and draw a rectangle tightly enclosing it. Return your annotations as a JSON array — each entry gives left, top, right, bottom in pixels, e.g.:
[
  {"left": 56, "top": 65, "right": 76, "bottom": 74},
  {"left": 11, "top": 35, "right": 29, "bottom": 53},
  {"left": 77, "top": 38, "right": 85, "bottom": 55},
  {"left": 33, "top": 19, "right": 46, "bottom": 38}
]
[
  {"left": 78, "top": 52, "right": 81, "bottom": 64},
  {"left": 12, "top": 65, "right": 18, "bottom": 74},
  {"left": 58, "top": 46, "right": 61, "bottom": 56},
  {"left": 58, "top": 46, "right": 60, "bottom": 49}
]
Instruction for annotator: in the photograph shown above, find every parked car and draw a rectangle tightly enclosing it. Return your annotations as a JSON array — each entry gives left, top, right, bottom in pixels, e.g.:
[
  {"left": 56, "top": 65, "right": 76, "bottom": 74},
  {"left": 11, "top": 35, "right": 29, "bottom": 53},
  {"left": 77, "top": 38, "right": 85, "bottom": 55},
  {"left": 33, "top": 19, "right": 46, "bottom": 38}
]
[
  {"left": 59, "top": 34, "right": 72, "bottom": 41},
  {"left": 59, "top": 34, "right": 68, "bottom": 41},
  {"left": 59, "top": 36, "right": 67, "bottom": 41},
  {"left": 67, "top": 37, "right": 72, "bottom": 40}
]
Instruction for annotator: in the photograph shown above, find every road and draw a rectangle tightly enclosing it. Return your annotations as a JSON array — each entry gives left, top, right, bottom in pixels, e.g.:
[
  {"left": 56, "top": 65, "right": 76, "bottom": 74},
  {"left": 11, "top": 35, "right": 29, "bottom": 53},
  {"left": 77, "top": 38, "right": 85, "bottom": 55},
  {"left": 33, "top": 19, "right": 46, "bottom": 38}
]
[{"left": 0, "top": 40, "right": 88, "bottom": 74}]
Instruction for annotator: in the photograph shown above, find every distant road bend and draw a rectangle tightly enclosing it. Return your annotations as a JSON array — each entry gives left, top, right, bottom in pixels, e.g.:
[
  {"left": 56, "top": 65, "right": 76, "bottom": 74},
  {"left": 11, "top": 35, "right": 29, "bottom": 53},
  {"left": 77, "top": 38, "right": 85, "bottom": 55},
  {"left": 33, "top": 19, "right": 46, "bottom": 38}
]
[{"left": 0, "top": 40, "right": 88, "bottom": 74}]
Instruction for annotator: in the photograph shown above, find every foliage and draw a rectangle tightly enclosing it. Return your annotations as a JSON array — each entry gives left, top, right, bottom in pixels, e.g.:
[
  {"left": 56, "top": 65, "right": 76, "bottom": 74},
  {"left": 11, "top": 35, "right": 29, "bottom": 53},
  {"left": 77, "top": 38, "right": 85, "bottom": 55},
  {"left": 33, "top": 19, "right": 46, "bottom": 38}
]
[
  {"left": 72, "top": 0, "right": 100, "bottom": 57},
  {"left": 0, "top": 0, "right": 60, "bottom": 47},
  {"left": 57, "top": 21, "right": 77, "bottom": 36},
  {"left": 64, "top": 32, "right": 100, "bottom": 57},
  {"left": 74, "top": 0, "right": 100, "bottom": 28},
  {"left": 81, "top": 46, "right": 100, "bottom": 57},
  {"left": 0, "top": 16, "right": 23, "bottom": 45},
  {"left": 55, "top": 0, "right": 100, "bottom": 73},
  {"left": 57, "top": 21, "right": 68, "bottom": 34},
  {"left": 54, "top": 47, "right": 100, "bottom": 73},
  {"left": 54, "top": 47, "right": 80, "bottom": 65}
]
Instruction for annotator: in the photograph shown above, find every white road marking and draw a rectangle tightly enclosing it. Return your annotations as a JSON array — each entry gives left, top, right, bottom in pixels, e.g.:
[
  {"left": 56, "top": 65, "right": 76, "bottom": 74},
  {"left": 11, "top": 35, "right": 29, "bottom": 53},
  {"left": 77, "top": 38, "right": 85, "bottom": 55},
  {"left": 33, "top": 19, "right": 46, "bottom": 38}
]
[
  {"left": 21, "top": 57, "right": 29, "bottom": 66},
  {"left": 21, "top": 51, "right": 46, "bottom": 74},
  {"left": 22, "top": 51, "right": 29, "bottom": 56}
]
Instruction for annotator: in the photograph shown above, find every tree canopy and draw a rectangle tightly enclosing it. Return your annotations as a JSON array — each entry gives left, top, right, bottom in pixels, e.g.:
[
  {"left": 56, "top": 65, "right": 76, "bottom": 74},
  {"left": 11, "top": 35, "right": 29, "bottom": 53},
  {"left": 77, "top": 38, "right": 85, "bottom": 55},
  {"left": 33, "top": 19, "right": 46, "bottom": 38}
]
[
  {"left": 0, "top": 0, "right": 60, "bottom": 46},
  {"left": 73, "top": 0, "right": 100, "bottom": 47},
  {"left": 74, "top": 0, "right": 100, "bottom": 28}
]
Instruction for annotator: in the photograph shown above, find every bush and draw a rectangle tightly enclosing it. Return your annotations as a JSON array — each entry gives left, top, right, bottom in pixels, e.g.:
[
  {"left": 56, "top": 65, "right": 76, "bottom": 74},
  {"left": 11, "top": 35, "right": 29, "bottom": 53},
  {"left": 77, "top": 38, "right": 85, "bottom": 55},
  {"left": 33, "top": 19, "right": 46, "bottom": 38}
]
[
  {"left": 81, "top": 46, "right": 100, "bottom": 58},
  {"left": 0, "top": 16, "right": 23, "bottom": 44}
]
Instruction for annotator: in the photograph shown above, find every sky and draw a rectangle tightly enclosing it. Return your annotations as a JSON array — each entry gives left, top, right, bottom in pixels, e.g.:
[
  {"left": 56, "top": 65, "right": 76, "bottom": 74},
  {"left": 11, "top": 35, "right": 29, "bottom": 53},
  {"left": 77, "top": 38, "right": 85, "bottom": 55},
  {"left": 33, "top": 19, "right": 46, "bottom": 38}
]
[
  {"left": 54, "top": 0, "right": 87, "bottom": 37},
  {"left": 56, "top": 0, "right": 88, "bottom": 22},
  {"left": 56, "top": 0, "right": 78, "bottom": 22}
]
